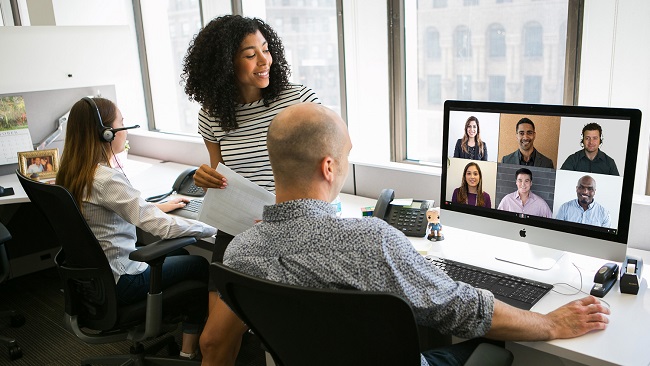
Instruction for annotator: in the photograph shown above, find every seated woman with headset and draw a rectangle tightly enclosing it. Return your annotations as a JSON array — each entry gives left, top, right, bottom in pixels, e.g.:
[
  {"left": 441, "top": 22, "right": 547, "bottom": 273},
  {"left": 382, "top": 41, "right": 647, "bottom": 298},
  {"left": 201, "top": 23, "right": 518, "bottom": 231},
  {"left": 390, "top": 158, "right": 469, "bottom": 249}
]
[{"left": 56, "top": 97, "right": 217, "bottom": 359}]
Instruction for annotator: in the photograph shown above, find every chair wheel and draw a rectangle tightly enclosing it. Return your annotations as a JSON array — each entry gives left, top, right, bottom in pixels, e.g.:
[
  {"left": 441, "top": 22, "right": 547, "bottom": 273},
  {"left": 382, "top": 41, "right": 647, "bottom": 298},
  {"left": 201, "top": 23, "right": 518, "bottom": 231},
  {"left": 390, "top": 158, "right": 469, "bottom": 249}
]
[
  {"left": 167, "top": 341, "right": 180, "bottom": 356},
  {"left": 8, "top": 344, "right": 23, "bottom": 360},
  {"left": 10, "top": 314, "right": 26, "bottom": 327}
]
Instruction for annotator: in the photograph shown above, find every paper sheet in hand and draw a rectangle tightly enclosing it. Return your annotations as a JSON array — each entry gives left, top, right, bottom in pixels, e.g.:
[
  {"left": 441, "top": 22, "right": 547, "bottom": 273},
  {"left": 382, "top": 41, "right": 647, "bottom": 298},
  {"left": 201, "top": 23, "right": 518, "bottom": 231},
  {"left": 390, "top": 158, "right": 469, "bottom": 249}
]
[{"left": 198, "top": 163, "right": 275, "bottom": 236}]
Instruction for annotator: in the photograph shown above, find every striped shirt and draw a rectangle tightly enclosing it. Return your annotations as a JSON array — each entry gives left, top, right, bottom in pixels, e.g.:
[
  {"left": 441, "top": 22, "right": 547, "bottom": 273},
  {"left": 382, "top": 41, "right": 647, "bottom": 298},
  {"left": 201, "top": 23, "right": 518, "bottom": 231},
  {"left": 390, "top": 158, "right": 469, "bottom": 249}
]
[
  {"left": 82, "top": 165, "right": 217, "bottom": 283},
  {"left": 225, "top": 199, "right": 494, "bottom": 366},
  {"left": 198, "top": 84, "right": 319, "bottom": 193}
]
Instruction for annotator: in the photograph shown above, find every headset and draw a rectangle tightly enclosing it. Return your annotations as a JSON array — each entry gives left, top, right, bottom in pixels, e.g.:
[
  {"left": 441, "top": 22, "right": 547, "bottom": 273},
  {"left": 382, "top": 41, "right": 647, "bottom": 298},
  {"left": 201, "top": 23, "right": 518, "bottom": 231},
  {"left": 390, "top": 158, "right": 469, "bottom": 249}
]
[
  {"left": 82, "top": 97, "right": 140, "bottom": 142},
  {"left": 579, "top": 122, "right": 603, "bottom": 147}
]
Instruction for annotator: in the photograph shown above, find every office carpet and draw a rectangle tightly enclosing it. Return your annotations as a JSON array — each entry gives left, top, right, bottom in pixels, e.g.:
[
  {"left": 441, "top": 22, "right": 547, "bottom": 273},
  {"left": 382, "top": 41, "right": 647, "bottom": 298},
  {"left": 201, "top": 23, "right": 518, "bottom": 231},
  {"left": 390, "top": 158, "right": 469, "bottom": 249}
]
[{"left": 0, "top": 267, "right": 265, "bottom": 366}]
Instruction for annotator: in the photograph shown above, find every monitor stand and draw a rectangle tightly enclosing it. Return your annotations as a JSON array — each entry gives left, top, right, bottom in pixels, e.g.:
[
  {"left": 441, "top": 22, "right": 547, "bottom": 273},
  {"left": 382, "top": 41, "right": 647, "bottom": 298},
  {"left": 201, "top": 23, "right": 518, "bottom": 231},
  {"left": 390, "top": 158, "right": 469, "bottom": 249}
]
[{"left": 494, "top": 242, "right": 565, "bottom": 271}]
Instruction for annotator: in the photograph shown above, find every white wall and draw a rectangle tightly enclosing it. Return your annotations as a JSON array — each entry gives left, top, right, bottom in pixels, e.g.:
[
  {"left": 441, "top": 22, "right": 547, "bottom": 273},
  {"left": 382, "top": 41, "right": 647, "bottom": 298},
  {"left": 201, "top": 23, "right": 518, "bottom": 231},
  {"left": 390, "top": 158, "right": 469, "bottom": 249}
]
[
  {"left": 0, "top": 25, "right": 146, "bottom": 133},
  {"left": 580, "top": 0, "right": 650, "bottom": 195}
]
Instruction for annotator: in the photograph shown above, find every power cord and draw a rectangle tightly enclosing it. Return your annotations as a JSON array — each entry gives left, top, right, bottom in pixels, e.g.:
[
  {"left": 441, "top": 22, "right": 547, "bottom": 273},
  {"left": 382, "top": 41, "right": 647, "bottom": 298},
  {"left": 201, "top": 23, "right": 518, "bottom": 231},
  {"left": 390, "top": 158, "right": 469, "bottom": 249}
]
[{"left": 551, "top": 262, "right": 611, "bottom": 308}]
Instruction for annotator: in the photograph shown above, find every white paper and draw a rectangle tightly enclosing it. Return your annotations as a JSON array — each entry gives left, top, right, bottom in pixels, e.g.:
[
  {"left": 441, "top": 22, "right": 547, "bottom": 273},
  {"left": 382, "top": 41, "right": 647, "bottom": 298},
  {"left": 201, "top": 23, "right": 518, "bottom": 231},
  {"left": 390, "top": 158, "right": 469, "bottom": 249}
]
[
  {"left": 198, "top": 163, "right": 276, "bottom": 236},
  {"left": 390, "top": 198, "right": 413, "bottom": 206}
]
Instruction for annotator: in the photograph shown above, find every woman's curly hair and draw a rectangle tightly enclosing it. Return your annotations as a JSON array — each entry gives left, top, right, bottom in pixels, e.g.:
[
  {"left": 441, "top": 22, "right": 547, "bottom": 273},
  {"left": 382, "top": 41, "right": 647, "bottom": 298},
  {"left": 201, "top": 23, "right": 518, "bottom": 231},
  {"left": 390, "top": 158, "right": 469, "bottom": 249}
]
[{"left": 181, "top": 15, "right": 291, "bottom": 132}]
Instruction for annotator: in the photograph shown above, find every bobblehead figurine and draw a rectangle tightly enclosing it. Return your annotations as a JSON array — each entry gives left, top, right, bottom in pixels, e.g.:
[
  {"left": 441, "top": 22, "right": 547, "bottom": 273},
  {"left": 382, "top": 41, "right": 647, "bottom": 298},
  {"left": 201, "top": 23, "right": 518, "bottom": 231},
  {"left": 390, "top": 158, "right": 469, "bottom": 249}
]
[{"left": 426, "top": 207, "right": 444, "bottom": 241}]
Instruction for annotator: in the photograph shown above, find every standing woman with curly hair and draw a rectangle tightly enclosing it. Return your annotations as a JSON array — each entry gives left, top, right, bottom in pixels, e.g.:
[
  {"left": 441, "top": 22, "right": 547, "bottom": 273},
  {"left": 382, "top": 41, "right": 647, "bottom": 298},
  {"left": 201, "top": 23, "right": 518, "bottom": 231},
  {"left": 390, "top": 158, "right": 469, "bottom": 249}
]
[{"left": 181, "top": 15, "right": 319, "bottom": 364}]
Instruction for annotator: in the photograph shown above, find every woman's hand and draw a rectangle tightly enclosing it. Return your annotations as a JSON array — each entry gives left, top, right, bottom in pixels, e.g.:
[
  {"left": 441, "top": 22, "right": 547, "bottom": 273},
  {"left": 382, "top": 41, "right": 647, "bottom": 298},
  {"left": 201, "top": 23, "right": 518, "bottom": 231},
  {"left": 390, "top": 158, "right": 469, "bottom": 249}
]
[
  {"left": 193, "top": 164, "right": 228, "bottom": 189},
  {"left": 156, "top": 197, "right": 190, "bottom": 213}
]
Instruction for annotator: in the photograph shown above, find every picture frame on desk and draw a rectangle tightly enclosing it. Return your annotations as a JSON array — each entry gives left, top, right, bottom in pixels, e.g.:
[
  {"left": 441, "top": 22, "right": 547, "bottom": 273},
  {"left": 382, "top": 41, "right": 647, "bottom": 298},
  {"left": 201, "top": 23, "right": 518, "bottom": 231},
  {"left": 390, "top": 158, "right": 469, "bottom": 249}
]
[{"left": 17, "top": 148, "right": 60, "bottom": 180}]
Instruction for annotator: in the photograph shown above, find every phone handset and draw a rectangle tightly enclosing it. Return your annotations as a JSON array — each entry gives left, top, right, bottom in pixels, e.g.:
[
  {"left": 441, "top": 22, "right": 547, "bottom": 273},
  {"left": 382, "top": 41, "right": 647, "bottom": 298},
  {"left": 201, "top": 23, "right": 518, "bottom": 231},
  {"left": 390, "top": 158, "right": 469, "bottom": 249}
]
[
  {"left": 373, "top": 188, "right": 395, "bottom": 219},
  {"left": 173, "top": 168, "right": 205, "bottom": 196},
  {"left": 145, "top": 167, "right": 205, "bottom": 202}
]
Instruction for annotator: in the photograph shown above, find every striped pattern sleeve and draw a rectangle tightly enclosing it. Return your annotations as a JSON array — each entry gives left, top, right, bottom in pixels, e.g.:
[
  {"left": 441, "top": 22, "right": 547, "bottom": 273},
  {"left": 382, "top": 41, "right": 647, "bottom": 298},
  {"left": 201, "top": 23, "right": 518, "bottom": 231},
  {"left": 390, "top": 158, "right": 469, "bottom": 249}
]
[{"left": 197, "top": 84, "right": 320, "bottom": 192}]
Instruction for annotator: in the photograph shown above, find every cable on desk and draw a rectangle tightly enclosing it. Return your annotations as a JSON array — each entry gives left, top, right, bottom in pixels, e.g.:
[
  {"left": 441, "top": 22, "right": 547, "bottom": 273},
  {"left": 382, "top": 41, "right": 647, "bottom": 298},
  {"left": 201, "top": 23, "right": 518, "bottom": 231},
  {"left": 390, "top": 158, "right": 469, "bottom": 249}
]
[{"left": 551, "top": 262, "right": 610, "bottom": 308}]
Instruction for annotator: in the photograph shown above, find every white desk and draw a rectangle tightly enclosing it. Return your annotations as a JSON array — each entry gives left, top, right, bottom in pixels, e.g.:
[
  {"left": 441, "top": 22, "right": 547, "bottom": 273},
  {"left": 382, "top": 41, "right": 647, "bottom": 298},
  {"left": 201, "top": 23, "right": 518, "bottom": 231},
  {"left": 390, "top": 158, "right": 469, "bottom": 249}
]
[
  {"left": 341, "top": 194, "right": 649, "bottom": 366},
  {"left": 0, "top": 173, "right": 28, "bottom": 205},
  {"left": 0, "top": 155, "right": 188, "bottom": 206}
]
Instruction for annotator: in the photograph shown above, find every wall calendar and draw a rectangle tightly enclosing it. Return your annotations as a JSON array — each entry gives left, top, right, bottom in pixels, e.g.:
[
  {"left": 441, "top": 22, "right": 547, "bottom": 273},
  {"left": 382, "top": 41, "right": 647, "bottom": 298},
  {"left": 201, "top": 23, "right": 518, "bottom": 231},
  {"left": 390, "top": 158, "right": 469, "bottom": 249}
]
[{"left": 0, "top": 95, "right": 34, "bottom": 165}]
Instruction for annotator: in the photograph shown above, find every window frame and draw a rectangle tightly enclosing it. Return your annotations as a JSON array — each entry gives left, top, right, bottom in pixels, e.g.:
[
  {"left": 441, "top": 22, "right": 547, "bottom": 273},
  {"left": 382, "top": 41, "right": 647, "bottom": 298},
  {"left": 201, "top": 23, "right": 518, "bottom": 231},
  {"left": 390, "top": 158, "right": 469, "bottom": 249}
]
[{"left": 388, "top": 0, "right": 584, "bottom": 165}]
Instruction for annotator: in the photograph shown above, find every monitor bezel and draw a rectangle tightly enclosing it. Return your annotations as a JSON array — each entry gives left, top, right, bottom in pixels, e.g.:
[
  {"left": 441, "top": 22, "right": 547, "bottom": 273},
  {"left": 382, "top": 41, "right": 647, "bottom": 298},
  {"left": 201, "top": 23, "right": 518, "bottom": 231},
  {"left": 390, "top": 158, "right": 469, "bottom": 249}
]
[{"left": 441, "top": 100, "right": 642, "bottom": 245}]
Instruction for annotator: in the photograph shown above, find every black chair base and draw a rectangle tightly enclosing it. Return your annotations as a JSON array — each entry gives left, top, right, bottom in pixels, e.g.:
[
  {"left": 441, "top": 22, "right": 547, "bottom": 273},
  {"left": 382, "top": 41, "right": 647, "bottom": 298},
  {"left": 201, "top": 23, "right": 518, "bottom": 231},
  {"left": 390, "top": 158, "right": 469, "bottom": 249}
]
[
  {"left": 79, "top": 334, "right": 199, "bottom": 366},
  {"left": 0, "top": 335, "right": 23, "bottom": 361},
  {"left": 1, "top": 309, "right": 25, "bottom": 361}
]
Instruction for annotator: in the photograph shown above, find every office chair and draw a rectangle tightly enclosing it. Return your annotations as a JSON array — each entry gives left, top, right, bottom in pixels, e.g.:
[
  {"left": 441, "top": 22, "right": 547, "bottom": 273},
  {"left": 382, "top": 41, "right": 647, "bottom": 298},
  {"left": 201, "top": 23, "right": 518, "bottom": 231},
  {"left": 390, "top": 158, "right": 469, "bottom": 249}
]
[
  {"left": 211, "top": 262, "right": 513, "bottom": 366},
  {"left": 0, "top": 222, "right": 25, "bottom": 361},
  {"left": 17, "top": 172, "right": 206, "bottom": 365}
]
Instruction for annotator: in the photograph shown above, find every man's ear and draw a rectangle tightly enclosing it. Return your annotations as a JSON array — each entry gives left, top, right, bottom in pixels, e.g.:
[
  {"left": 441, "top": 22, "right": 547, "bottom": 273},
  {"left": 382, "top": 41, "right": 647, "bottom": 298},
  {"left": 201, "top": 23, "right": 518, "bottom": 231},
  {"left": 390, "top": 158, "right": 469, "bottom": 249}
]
[{"left": 320, "top": 156, "right": 335, "bottom": 183}]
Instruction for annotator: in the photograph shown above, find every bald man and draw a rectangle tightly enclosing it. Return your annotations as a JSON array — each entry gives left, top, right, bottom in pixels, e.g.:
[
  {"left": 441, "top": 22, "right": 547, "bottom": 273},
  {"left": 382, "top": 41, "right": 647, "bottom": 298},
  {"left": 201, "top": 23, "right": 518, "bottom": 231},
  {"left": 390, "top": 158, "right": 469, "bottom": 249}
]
[
  {"left": 209, "top": 104, "right": 610, "bottom": 366},
  {"left": 556, "top": 175, "right": 611, "bottom": 227}
]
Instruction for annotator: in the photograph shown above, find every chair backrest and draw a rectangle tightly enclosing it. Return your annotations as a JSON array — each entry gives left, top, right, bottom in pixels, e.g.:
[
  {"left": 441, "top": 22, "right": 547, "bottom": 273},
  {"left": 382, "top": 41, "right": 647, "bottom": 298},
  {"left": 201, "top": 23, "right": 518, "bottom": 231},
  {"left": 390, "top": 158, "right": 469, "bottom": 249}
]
[
  {"left": 16, "top": 171, "right": 119, "bottom": 330},
  {"left": 0, "top": 222, "right": 12, "bottom": 284},
  {"left": 211, "top": 262, "right": 422, "bottom": 366}
]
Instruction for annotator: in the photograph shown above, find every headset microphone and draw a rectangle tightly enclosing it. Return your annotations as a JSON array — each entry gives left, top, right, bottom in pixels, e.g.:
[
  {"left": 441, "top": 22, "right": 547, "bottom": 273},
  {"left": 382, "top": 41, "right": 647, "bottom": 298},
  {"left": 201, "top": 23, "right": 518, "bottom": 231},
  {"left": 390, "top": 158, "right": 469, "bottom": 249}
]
[{"left": 111, "top": 125, "right": 140, "bottom": 133}]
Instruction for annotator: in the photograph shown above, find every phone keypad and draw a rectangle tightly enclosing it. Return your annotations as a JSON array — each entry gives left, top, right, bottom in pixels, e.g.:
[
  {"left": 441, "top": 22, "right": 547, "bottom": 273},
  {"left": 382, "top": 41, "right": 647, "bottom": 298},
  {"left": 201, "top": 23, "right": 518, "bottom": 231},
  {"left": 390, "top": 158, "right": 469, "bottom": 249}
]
[
  {"left": 388, "top": 208, "right": 427, "bottom": 237},
  {"left": 185, "top": 184, "right": 205, "bottom": 196}
]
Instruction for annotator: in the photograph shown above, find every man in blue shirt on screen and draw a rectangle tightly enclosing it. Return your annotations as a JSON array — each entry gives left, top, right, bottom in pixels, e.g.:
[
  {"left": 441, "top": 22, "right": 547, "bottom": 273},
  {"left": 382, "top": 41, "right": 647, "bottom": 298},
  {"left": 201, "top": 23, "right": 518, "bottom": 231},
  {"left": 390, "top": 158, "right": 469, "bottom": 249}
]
[{"left": 556, "top": 175, "right": 611, "bottom": 227}]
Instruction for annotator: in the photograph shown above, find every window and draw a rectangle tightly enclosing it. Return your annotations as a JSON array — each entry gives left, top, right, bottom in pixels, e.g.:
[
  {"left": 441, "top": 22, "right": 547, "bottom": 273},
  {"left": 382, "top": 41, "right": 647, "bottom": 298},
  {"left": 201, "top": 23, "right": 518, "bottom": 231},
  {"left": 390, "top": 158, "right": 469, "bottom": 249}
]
[
  {"left": 136, "top": 0, "right": 342, "bottom": 134},
  {"left": 489, "top": 75, "right": 505, "bottom": 101},
  {"left": 488, "top": 24, "right": 506, "bottom": 58},
  {"left": 524, "top": 21, "right": 543, "bottom": 58},
  {"left": 138, "top": 0, "right": 204, "bottom": 135},
  {"left": 248, "top": 0, "right": 342, "bottom": 116},
  {"left": 456, "top": 75, "right": 472, "bottom": 100},
  {"left": 432, "top": 0, "right": 447, "bottom": 8},
  {"left": 427, "top": 75, "right": 442, "bottom": 105},
  {"left": 399, "top": 0, "right": 574, "bottom": 165},
  {"left": 454, "top": 26, "right": 472, "bottom": 58},
  {"left": 523, "top": 75, "right": 542, "bottom": 103},
  {"left": 425, "top": 27, "right": 441, "bottom": 60}
]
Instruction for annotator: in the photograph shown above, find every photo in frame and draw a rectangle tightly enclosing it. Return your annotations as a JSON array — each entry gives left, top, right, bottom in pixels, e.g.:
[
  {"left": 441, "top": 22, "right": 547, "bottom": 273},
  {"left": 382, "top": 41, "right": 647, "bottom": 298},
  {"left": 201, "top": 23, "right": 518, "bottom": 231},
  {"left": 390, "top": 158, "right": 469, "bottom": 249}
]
[{"left": 17, "top": 148, "right": 60, "bottom": 179}]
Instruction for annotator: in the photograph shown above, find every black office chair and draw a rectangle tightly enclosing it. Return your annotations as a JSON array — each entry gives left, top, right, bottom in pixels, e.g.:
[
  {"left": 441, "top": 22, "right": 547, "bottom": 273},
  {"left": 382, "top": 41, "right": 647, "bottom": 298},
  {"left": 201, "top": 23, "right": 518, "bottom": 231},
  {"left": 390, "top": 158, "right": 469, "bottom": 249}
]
[
  {"left": 17, "top": 171, "right": 206, "bottom": 365},
  {"left": 211, "top": 262, "right": 513, "bottom": 366},
  {"left": 0, "top": 222, "right": 25, "bottom": 361}
]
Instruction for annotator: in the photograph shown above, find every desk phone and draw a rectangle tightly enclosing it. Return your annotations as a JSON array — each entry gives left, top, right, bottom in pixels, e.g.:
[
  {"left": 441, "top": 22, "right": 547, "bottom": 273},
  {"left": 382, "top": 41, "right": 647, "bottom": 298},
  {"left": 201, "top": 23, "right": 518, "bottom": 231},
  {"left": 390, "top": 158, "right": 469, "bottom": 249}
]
[{"left": 373, "top": 189, "right": 434, "bottom": 237}]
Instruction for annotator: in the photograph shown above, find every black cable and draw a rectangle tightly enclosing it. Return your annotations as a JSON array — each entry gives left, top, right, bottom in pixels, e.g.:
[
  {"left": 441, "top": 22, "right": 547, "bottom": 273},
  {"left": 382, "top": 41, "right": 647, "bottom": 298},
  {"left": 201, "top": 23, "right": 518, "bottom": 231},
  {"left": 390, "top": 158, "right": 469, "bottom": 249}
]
[
  {"left": 110, "top": 142, "right": 131, "bottom": 185},
  {"left": 145, "top": 190, "right": 173, "bottom": 203},
  {"left": 552, "top": 262, "right": 611, "bottom": 308}
]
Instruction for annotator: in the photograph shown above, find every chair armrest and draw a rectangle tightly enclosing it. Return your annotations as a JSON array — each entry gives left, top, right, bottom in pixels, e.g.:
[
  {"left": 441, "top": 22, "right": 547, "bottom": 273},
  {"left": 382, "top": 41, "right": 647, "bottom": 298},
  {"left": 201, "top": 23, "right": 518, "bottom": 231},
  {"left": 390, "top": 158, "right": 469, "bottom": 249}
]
[
  {"left": 0, "top": 222, "right": 11, "bottom": 243},
  {"left": 464, "top": 343, "right": 513, "bottom": 366},
  {"left": 129, "top": 237, "right": 197, "bottom": 264}
]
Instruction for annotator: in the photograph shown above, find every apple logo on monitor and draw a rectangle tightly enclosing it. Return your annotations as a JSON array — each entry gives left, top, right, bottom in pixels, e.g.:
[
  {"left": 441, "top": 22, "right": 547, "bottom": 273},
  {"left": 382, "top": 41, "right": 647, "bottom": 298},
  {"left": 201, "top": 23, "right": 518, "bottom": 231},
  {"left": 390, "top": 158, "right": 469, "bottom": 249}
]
[{"left": 519, "top": 229, "right": 527, "bottom": 238}]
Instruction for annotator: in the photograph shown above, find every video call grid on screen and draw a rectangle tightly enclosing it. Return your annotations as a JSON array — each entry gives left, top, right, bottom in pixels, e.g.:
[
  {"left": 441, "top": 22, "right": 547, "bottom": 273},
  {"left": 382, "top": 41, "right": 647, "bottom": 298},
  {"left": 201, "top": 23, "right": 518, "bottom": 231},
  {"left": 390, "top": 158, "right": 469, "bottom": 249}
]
[{"left": 441, "top": 100, "right": 641, "bottom": 244}]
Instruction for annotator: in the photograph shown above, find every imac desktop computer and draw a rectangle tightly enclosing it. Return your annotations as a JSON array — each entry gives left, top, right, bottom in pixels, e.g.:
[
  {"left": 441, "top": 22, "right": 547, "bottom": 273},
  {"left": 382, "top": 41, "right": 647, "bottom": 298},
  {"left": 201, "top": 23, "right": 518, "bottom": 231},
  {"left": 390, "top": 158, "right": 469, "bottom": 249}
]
[{"left": 441, "top": 100, "right": 642, "bottom": 270}]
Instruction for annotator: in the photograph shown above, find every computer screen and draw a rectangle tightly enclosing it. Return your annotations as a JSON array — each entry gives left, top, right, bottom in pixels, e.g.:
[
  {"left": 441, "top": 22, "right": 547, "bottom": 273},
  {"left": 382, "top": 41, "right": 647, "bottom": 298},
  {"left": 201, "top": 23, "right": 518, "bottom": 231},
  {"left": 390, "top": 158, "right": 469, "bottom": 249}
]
[{"left": 441, "top": 100, "right": 642, "bottom": 269}]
